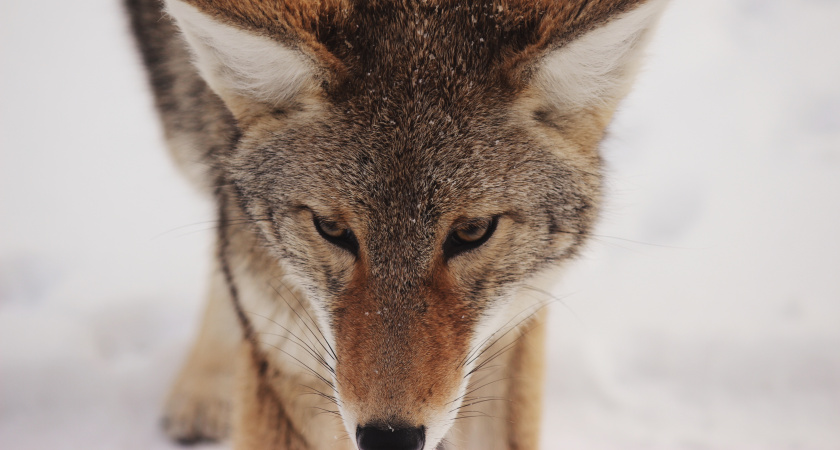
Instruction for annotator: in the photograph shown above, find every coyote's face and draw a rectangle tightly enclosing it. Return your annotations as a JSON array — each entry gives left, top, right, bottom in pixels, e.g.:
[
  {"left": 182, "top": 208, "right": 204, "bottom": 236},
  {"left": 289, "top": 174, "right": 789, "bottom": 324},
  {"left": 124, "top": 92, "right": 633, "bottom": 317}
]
[
  {"left": 225, "top": 90, "right": 598, "bottom": 442},
  {"left": 165, "top": 0, "right": 666, "bottom": 447}
]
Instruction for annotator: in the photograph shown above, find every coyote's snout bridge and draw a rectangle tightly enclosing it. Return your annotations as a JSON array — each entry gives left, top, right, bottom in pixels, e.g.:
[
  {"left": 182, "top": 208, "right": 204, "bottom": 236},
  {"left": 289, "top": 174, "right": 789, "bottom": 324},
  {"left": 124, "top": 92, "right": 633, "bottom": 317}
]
[{"left": 126, "top": 0, "right": 667, "bottom": 448}]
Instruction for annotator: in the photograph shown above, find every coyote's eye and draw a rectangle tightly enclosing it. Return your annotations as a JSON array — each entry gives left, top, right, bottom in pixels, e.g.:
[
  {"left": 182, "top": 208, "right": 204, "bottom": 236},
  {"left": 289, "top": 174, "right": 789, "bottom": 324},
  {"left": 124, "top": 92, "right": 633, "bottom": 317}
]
[
  {"left": 444, "top": 216, "right": 498, "bottom": 259},
  {"left": 313, "top": 215, "right": 359, "bottom": 256}
]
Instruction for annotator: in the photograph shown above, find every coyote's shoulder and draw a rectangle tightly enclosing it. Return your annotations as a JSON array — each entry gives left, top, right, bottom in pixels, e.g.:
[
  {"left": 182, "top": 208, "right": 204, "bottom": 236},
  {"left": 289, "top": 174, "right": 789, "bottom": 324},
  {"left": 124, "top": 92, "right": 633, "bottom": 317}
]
[{"left": 126, "top": 0, "right": 667, "bottom": 448}]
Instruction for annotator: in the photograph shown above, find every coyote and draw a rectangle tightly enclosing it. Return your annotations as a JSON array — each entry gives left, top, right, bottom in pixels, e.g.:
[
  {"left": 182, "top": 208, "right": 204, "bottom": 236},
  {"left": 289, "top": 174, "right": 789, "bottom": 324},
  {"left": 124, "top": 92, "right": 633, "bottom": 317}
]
[{"left": 126, "top": 0, "right": 666, "bottom": 448}]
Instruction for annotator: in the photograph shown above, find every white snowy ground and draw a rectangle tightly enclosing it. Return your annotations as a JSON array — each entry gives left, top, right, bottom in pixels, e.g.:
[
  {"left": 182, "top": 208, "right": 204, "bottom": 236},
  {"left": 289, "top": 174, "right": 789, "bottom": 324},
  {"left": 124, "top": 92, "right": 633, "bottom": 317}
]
[{"left": 1, "top": 0, "right": 838, "bottom": 448}]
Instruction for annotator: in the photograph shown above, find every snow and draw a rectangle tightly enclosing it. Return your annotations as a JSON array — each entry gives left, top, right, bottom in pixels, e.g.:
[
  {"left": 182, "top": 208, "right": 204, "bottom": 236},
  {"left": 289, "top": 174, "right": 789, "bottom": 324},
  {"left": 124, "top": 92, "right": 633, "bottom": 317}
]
[{"left": 1, "top": 0, "right": 839, "bottom": 448}]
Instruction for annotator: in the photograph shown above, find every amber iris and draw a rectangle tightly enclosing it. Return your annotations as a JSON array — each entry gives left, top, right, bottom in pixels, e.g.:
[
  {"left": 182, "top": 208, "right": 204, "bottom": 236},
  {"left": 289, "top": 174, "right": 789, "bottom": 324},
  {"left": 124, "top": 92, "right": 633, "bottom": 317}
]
[
  {"left": 444, "top": 216, "right": 498, "bottom": 259},
  {"left": 313, "top": 215, "right": 359, "bottom": 256}
]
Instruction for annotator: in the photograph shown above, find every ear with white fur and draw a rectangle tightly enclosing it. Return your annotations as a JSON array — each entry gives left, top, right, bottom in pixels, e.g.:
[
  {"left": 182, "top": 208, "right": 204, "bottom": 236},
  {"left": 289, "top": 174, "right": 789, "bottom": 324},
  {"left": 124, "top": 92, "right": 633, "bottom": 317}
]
[
  {"left": 535, "top": 0, "right": 668, "bottom": 113},
  {"left": 165, "top": 0, "right": 317, "bottom": 113}
]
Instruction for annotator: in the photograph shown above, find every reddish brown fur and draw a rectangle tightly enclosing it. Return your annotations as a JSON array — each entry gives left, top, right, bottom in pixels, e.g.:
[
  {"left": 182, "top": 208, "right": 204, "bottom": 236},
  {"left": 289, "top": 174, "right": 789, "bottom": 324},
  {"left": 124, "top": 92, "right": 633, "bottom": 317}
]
[{"left": 333, "top": 254, "right": 473, "bottom": 427}]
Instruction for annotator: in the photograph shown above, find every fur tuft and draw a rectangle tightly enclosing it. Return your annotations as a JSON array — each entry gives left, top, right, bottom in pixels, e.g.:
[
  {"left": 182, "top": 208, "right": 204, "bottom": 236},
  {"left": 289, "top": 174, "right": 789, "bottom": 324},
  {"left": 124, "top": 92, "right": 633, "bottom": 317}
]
[
  {"left": 536, "top": 0, "right": 668, "bottom": 111},
  {"left": 165, "top": 0, "right": 316, "bottom": 107}
]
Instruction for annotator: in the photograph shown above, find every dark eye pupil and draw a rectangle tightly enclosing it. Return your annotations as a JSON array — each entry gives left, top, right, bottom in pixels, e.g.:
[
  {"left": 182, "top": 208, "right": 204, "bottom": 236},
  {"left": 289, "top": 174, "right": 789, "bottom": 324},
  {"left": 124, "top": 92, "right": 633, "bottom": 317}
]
[
  {"left": 444, "top": 216, "right": 498, "bottom": 259},
  {"left": 320, "top": 221, "right": 345, "bottom": 237},
  {"left": 313, "top": 216, "right": 359, "bottom": 256}
]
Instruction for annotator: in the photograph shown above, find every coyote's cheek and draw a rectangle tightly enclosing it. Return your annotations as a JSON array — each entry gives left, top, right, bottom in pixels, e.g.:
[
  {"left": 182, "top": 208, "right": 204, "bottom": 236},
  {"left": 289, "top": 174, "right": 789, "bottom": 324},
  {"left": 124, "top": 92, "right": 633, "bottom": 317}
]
[{"left": 330, "top": 267, "right": 476, "bottom": 449}]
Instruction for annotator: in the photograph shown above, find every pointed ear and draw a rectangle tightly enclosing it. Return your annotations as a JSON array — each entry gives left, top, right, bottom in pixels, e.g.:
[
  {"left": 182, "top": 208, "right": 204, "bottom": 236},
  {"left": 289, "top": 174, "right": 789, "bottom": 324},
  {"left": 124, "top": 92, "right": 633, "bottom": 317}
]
[
  {"left": 164, "top": 0, "right": 318, "bottom": 114},
  {"left": 535, "top": 0, "right": 668, "bottom": 113}
]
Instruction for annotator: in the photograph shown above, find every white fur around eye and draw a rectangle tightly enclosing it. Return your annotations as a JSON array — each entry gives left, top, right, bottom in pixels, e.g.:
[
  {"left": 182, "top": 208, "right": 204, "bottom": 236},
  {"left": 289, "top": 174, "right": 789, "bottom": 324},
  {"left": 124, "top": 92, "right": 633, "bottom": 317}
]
[
  {"left": 165, "top": 0, "right": 315, "bottom": 107},
  {"left": 536, "top": 0, "right": 668, "bottom": 111}
]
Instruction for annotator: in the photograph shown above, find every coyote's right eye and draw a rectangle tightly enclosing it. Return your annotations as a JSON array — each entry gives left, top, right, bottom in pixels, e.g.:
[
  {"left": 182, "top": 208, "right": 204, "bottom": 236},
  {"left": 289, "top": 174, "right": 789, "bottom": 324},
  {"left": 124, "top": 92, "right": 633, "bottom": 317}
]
[
  {"left": 443, "top": 216, "right": 499, "bottom": 259},
  {"left": 313, "top": 215, "right": 359, "bottom": 256}
]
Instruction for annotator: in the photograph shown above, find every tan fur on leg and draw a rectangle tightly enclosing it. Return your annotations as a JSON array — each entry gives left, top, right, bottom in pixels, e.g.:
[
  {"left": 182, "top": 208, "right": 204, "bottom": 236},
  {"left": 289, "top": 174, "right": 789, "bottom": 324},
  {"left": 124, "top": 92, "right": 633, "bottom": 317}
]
[
  {"left": 506, "top": 309, "right": 547, "bottom": 450},
  {"left": 232, "top": 339, "right": 310, "bottom": 450},
  {"left": 445, "top": 308, "right": 547, "bottom": 450},
  {"left": 163, "top": 264, "right": 240, "bottom": 443}
]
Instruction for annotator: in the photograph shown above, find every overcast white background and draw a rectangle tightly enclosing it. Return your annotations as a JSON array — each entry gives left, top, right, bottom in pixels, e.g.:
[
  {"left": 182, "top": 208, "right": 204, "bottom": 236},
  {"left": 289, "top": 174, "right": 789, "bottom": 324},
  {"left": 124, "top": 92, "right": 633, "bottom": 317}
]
[{"left": 1, "top": 0, "right": 839, "bottom": 449}]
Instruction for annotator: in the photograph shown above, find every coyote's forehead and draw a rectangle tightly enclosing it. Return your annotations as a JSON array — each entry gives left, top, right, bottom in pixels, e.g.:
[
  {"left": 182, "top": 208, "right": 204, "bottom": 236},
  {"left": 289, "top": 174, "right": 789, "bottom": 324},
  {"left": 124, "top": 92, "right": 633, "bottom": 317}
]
[
  {"left": 226, "top": 108, "right": 598, "bottom": 311},
  {"left": 233, "top": 98, "right": 595, "bottom": 235}
]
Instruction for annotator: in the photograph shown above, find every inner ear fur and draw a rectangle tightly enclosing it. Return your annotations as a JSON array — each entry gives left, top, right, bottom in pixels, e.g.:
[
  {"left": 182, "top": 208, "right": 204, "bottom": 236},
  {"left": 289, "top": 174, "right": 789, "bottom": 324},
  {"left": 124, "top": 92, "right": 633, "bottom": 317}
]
[
  {"left": 166, "top": 0, "right": 667, "bottom": 122},
  {"left": 528, "top": 0, "right": 668, "bottom": 115},
  {"left": 164, "top": 0, "right": 330, "bottom": 118}
]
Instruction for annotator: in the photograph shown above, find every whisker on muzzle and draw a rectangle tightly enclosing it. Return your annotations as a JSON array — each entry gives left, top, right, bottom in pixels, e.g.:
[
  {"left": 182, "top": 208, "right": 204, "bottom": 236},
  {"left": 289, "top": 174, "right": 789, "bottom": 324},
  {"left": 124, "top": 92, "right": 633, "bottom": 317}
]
[
  {"left": 298, "top": 383, "right": 340, "bottom": 407},
  {"left": 462, "top": 296, "right": 557, "bottom": 374},
  {"left": 266, "top": 282, "right": 337, "bottom": 366},
  {"left": 273, "top": 282, "right": 338, "bottom": 361},
  {"left": 248, "top": 311, "right": 335, "bottom": 377},
  {"left": 257, "top": 341, "right": 336, "bottom": 391}
]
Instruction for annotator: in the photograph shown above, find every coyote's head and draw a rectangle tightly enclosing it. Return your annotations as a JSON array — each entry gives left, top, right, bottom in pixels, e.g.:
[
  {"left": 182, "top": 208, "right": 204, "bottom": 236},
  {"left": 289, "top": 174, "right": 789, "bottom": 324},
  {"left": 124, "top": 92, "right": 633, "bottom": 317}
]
[{"left": 165, "top": 0, "right": 666, "bottom": 447}]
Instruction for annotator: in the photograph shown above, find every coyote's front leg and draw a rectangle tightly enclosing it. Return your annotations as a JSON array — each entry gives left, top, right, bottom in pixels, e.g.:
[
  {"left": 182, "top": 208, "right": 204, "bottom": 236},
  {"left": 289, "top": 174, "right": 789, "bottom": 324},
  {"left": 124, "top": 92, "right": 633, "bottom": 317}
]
[{"left": 162, "top": 263, "right": 241, "bottom": 444}]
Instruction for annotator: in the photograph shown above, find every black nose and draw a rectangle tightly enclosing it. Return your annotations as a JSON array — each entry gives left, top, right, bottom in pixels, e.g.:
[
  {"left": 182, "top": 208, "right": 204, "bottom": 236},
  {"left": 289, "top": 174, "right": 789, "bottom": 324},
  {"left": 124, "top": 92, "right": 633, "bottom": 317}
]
[{"left": 356, "top": 424, "right": 425, "bottom": 450}]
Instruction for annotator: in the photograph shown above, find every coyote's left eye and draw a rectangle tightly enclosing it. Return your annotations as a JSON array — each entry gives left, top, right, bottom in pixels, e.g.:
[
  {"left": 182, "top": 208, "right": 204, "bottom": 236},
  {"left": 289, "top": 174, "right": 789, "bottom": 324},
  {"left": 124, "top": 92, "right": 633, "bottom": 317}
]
[
  {"left": 444, "top": 216, "right": 498, "bottom": 259},
  {"left": 313, "top": 215, "right": 359, "bottom": 256}
]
